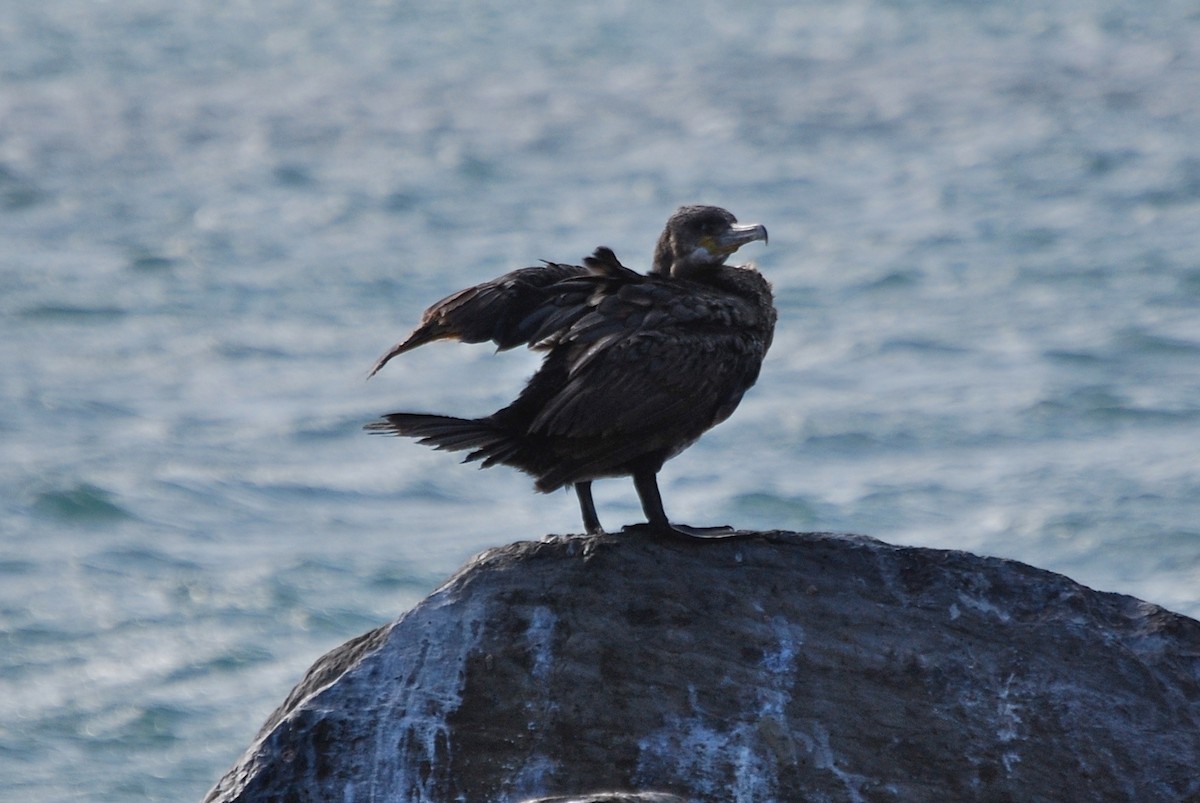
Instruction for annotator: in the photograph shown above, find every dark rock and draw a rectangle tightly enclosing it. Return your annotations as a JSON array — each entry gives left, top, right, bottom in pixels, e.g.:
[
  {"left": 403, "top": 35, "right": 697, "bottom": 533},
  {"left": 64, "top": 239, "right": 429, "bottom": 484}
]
[
  {"left": 520, "top": 796, "right": 686, "bottom": 803},
  {"left": 205, "top": 531, "right": 1200, "bottom": 802}
]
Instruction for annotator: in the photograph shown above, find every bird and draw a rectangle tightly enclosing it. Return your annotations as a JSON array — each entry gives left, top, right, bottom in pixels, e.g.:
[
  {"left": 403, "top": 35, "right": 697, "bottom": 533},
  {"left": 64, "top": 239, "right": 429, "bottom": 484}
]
[{"left": 365, "top": 205, "right": 774, "bottom": 538}]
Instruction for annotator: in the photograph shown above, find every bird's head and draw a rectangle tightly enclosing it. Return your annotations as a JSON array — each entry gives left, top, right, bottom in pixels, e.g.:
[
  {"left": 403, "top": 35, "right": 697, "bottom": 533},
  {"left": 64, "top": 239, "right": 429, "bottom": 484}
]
[{"left": 651, "top": 205, "right": 768, "bottom": 279}]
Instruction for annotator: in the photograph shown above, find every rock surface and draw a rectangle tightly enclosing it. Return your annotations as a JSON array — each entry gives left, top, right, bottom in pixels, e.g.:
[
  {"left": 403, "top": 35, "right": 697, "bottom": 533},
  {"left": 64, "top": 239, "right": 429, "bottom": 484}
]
[{"left": 205, "top": 531, "right": 1200, "bottom": 802}]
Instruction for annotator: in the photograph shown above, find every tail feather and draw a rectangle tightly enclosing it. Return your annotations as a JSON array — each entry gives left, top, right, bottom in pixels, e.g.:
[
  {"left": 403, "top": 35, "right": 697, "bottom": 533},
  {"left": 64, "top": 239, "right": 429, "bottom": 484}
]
[
  {"left": 368, "top": 412, "right": 641, "bottom": 493},
  {"left": 366, "top": 413, "right": 519, "bottom": 466},
  {"left": 473, "top": 439, "right": 525, "bottom": 469}
]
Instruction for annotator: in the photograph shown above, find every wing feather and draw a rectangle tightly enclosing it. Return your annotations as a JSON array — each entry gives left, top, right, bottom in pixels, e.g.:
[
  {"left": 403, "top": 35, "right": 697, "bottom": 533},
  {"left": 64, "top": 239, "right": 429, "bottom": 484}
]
[
  {"left": 532, "top": 320, "right": 766, "bottom": 440},
  {"left": 369, "top": 262, "right": 593, "bottom": 375}
]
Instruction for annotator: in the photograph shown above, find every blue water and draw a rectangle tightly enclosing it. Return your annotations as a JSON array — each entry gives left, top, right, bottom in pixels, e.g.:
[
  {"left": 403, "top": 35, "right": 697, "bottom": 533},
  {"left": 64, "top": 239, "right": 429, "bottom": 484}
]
[{"left": 3, "top": 1, "right": 1199, "bottom": 799}]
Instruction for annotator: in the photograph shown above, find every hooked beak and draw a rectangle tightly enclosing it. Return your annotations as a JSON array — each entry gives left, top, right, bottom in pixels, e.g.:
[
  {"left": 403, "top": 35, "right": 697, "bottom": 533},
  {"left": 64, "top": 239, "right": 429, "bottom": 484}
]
[{"left": 711, "top": 222, "right": 769, "bottom": 255}]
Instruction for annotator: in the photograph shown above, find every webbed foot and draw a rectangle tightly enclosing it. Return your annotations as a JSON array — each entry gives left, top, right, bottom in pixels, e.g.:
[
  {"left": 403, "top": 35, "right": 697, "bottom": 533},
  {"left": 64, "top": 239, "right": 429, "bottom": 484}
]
[{"left": 621, "top": 522, "right": 737, "bottom": 540}]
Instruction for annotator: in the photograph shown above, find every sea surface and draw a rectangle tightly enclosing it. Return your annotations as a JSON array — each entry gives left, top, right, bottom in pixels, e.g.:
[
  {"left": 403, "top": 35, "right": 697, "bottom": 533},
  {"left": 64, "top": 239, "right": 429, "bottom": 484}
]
[{"left": 2, "top": 1, "right": 1199, "bottom": 799}]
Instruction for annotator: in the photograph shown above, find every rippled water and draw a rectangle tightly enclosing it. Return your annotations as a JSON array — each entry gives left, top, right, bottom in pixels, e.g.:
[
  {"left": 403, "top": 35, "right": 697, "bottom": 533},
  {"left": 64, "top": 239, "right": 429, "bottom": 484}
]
[{"left": 3, "top": 1, "right": 1199, "bottom": 799}]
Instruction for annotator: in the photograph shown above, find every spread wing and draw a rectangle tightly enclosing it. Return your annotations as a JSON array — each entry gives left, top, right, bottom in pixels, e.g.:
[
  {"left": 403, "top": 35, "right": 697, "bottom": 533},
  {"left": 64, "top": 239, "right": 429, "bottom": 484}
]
[
  {"left": 369, "top": 249, "right": 639, "bottom": 377},
  {"left": 369, "top": 261, "right": 591, "bottom": 377}
]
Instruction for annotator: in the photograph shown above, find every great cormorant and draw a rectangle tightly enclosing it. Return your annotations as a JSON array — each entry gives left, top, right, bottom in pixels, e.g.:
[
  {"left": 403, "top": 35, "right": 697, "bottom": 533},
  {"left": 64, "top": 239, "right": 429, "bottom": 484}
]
[{"left": 366, "top": 205, "right": 774, "bottom": 537}]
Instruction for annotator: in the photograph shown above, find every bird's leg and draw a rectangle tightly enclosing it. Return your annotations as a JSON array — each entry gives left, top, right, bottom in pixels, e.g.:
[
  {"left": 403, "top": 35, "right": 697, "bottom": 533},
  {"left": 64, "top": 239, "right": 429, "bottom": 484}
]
[
  {"left": 631, "top": 469, "right": 671, "bottom": 530},
  {"left": 575, "top": 481, "right": 603, "bottom": 535},
  {"left": 623, "top": 469, "right": 735, "bottom": 538}
]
